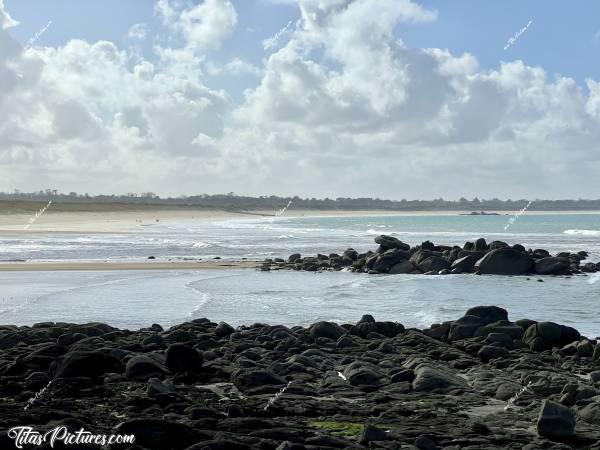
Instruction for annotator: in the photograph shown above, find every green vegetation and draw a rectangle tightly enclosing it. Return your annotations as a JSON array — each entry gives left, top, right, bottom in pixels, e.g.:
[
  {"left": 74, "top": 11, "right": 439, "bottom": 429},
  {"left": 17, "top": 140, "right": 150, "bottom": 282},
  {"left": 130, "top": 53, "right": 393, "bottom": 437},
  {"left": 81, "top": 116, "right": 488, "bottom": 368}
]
[
  {"left": 309, "top": 420, "right": 396, "bottom": 440},
  {"left": 2, "top": 191, "right": 600, "bottom": 212}
]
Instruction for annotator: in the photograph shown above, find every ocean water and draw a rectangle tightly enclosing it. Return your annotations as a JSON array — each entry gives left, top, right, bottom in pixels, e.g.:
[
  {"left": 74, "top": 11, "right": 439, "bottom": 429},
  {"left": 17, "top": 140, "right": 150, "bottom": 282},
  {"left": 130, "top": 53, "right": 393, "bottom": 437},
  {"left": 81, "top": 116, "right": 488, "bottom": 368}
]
[
  {"left": 2, "top": 213, "right": 600, "bottom": 262},
  {"left": 1, "top": 213, "right": 599, "bottom": 335}
]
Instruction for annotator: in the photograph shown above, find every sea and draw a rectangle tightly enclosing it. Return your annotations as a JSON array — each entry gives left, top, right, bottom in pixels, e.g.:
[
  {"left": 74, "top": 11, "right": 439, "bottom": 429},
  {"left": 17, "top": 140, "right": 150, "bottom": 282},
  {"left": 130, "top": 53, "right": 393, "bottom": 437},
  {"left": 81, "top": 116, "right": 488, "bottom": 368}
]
[{"left": 1, "top": 213, "right": 600, "bottom": 337}]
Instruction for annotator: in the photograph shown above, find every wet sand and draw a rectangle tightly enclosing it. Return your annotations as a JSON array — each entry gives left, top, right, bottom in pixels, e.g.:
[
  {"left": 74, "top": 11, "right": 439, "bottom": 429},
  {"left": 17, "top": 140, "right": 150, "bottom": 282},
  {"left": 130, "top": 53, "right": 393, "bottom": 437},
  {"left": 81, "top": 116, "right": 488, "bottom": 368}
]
[{"left": 0, "top": 260, "right": 260, "bottom": 271}]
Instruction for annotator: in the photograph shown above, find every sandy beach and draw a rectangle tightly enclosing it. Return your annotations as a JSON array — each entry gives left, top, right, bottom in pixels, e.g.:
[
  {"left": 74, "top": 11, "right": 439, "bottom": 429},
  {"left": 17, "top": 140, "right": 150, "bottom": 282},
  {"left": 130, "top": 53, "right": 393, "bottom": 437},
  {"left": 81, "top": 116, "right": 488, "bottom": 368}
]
[
  {"left": 0, "top": 260, "right": 260, "bottom": 271},
  {"left": 1, "top": 207, "right": 599, "bottom": 234}
]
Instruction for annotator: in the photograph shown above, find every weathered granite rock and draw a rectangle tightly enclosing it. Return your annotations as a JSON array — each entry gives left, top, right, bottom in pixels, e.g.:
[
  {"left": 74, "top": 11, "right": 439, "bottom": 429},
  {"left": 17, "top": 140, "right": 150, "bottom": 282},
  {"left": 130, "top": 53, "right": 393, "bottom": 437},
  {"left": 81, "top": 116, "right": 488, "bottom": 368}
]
[
  {"left": 536, "top": 400, "right": 575, "bottom": 439},
  {"left": 475, "top": 248, "right": 533, "bottom": 275}
]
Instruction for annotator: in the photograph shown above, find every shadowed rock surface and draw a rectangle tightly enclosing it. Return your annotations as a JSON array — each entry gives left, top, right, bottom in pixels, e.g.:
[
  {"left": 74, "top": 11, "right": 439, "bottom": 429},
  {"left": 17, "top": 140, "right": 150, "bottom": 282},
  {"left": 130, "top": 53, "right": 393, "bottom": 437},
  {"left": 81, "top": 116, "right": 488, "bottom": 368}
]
[{"left": 1, "top": 306, "right": 599, "bottom": 449}]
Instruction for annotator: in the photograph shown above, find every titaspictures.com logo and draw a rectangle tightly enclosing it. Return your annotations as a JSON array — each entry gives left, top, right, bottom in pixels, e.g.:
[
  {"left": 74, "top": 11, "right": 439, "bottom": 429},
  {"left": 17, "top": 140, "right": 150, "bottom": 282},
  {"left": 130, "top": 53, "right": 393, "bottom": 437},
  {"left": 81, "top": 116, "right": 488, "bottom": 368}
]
[{"left": 7, "top": 426, "right": 135, "bottom": 448}]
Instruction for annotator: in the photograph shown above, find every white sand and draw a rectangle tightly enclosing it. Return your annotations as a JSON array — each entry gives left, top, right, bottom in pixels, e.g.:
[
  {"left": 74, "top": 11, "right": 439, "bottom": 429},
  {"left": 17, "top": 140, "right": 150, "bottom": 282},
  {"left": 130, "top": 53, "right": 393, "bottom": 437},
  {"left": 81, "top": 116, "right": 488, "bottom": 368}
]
[{"left": 1, "top": 208, "right": 598, "bottom": 234}]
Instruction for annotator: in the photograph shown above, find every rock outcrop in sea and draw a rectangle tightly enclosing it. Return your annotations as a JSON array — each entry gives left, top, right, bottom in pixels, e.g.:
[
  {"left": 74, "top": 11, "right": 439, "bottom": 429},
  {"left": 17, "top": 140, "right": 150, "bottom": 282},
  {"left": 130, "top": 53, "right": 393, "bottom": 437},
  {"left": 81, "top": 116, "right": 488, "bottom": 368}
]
[
  {"left": 263, "top": 235, "right": 599, "bottom": 276},
  {"left": 1, "top": 306, "right": 599, "bottom": 448}
]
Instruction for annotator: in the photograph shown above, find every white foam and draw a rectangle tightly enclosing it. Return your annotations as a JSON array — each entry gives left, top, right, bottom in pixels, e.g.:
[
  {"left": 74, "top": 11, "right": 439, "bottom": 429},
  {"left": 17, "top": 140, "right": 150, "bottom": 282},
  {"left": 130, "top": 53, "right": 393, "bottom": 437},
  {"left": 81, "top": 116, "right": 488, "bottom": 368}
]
[{"left": 564, "top": 229, "right": 600, "bottom": 236}]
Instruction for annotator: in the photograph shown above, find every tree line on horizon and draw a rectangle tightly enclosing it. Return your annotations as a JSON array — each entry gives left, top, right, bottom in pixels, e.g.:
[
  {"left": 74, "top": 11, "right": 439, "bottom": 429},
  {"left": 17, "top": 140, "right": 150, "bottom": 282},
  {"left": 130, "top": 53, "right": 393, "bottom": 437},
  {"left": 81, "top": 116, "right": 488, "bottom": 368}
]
[{"left": 1, "top": 190, "right": 600, "bottom": 211}]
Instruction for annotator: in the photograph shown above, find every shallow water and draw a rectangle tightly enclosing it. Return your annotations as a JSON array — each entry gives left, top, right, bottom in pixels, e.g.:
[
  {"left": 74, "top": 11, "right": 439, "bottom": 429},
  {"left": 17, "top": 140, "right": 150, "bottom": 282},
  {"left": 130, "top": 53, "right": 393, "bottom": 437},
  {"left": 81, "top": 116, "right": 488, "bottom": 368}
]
[
  {"left": 1, "top": 269, "right": 598, "bottom": 337},
  {"left": 1, "top": 213, "right": 599, "bottom": 335}
]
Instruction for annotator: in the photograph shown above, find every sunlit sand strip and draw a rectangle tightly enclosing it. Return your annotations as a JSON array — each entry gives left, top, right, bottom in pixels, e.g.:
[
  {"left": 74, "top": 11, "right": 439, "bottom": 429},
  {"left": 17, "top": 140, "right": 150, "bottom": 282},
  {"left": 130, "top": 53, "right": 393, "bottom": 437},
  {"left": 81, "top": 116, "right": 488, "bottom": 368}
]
[{"left": 0, "top": 260, "right": 261, "bottom": 271}]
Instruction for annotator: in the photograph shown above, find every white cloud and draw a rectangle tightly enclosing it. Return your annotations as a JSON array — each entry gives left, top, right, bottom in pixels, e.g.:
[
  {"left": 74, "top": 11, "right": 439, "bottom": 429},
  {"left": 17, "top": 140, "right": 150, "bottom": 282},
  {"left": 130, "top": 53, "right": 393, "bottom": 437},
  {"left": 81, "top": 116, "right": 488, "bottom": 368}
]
[
  {"left": 128, "top": 23, "right": 149, "bottom": 40},
  {"left": 207, "top": 58, "right": 262, "bottom": 77},
  {"left": 156, "top": 0, "right": 237, "bottom": 52},
  {"left": 0, "top": 0, "right": 17, "bottom": 29},
  {"left": 1, "top": 0, "right": 600, "bottom": 199}
]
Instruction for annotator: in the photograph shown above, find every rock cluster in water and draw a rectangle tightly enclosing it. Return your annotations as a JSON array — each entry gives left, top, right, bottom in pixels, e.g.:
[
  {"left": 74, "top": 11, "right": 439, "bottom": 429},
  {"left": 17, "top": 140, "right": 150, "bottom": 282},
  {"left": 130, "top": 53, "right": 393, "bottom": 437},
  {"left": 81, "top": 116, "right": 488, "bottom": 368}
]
[
  {"left": 263, "top": 235, "right": 599, "bottom": 276},
  {"left": 1, "top": 306, "right": 600, "bottom": 449}
]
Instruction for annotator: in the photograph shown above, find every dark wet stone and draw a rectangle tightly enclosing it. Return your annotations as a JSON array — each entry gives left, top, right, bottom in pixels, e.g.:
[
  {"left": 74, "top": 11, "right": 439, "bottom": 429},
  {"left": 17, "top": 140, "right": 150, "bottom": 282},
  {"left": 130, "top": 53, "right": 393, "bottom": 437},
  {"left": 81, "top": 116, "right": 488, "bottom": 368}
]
[
  {"left": 536, "top": 399, "right": 575, "bottom": 438},
  {"left": 165, "top": 344, "right": 203, "bottom": 373},
  {"left": 51, "top": 351, "right": 123, "bottom": 378}
]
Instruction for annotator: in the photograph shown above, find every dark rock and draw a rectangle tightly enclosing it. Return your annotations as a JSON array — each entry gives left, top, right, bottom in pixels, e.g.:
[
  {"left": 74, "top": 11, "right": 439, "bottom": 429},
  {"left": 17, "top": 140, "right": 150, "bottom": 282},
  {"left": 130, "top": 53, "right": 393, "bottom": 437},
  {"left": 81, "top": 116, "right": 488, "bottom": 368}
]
[
  {"left": 579, "top": 402, "right": 600, "bottom": 423},
  {"left": 373, "top": 249, "right": 410, "bottom": 273},
  {"left": 115, "top": 419, "right": 200, "bottom": 450},
  {"left": 215, "top": 321, "right": 235, "bottom": 337},
  {"left": 488, "top": 240, "right": 509, "bottom": 250},
  {"left": 421, "top": 240, "right": 435, "bottom": 251},
  {"left": 475, "top": 248, "right": 533, "bottom": 275},
  {"left": 357, "top": 423, "right": 388, "bottom": 444},
  {"left": 51, "top": 351, "right": 123, "bottom": 378},
  {"left": 449, "top": 315, "right": 485, "bottom": 341},
  {"left": 534, "top": 257, "right": 571, "bottom": 275},
  {"left": 474, "top": 320, "right": 524, "bottom": 340},
  {"left": 389, "top": 260, "right": 416, "bottom": 274},
  {"left": 415, "top": 435, "right": 439, "bottom": 450},
  {"left": 165, "top": 344, "right": 203, "bottom": 373},
  {"left": 375, "top": 235, "right": 410, "bottom": 251},
  {"left": 412, "top": 364, "right": 466, "bottom": 392},
  {"left": 125, "top": 355, "right": 170, "bottom": 380},
  {"left": 536, "top": 399, "right": 575, "bottom": 439},
  {"left": 417, "top": 256, "right": 450, "bottom": 273},
  {"left": 450, "top": 255, "right": 476, "bottom": 273},
  {"left": 478, "top": 345, "right": 509, "bottom": 362},
  {"left": 524, "top": 322, "right": 581, "bottom": 351},
  {"left": 465, "top": 306, "right": 509, "bottom": 324},
  {"left": 474, "top": 238, "right": 488, "bottom": 251},
  {"left": 232, "top": 369, "right": 285, "bottom": 392},
  {"left": 309, "top": 321, "right": 347, "bottom": 340},
  {"left": 343, "top": 361, "right": 383, "bottom": 387},
  {"left": 288, "top": 253, "right": 301, "bottom": 263}
]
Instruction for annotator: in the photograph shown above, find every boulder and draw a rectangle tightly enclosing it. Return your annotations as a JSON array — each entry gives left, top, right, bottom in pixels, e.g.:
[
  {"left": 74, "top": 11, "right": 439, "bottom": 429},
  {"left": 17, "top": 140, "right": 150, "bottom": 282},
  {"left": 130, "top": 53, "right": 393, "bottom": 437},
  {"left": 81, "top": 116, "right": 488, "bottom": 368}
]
[
  {"left": 165, "top": 344, "right": 203, "bottom": 373},
  {"left": 342, "top": 361, "right": 383, "bottom": 387},
  {"left": 465, "top": 306, "right": 508, "bottom": 324},
  {"left": 578, "top": 402, "right": 600, "bottom": 424},
  {"left": 309, "top": 321, "right": 347, "bottom": 340},
  {"left": 373, "top": 249, "right": 410, "bottom": 273},
  {"left": 474, "top": 320, "right": 524, "bottom": 340},
  {"left": 231, "top": 369, "right": 286, "bottom": 392},
  {"left": 412, "top": 364, "right": 466, "bottom": 392},
  {"left": 523, "top": 322, "right": 581, "bottom": 352},
  {"left": 475, "top": 248, "right": 533, "bottom": 275},
  {"left": 450, "top": 255, "right": 476, "bottom": 273},
  {"left": 488, "top": 241, "right": 509, "bottom": 250},
  {"left": 449, "top": 315, "right": 485, "bottom": 341},
  {"left": 374, "top": 235, "right": 410, "bottom": 251},
  {"left": 474, "top": 238, "right": 488, "bottom": 251},
  {"left": 421, "top": 240, "right": 435, "bottom": 251},
  {"left": 52, "top": 351, "right": 123, "bottom": 378},
  {"left": 389, "top": 260, "right": 417, "bottom": 274},
  {"left": 288, "top": 253, "right": 301, "bottom": 263},
  {"left": 410, "top": 249, "right": 436, "bottom": 265},
  {"left": 534, "top": 257, "right": 570, "bottom": 275},
  {"left": 215, "top": 321, "right": 235, "bottom": 337},
  {"left": 357, "top": 423, "right": 388, "bottom": 445},
  {"left": 477, "top": 345, "right": 509, "bottom": 362},
  {"left": 125, "top": 355, "right": 170, "bottom": 380},
  {"left": 417, "top": 256, "right": 450, "bottom": 273},
  {"left": 536, "top": 400, "right": 575, "bottom": 439}
]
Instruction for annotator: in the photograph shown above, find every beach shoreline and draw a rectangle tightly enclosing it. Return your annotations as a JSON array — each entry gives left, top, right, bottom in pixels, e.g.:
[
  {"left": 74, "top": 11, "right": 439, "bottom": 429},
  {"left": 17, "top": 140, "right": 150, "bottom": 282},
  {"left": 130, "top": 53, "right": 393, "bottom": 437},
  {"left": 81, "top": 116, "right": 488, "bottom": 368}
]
[
  {"left": 0, "top": 260, "right": 260, "bottom": 271},
  {"left": 0, "top": 208, "right": 599, "bottom": 234}
]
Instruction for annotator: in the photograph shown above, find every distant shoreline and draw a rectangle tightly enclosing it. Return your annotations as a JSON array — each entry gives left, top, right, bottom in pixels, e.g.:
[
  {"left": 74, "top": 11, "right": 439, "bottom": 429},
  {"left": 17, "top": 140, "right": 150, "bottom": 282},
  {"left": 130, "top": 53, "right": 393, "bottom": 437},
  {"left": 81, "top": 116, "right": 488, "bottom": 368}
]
[{"left": 0, "top": 208, "right": 599, "bottom": 234}]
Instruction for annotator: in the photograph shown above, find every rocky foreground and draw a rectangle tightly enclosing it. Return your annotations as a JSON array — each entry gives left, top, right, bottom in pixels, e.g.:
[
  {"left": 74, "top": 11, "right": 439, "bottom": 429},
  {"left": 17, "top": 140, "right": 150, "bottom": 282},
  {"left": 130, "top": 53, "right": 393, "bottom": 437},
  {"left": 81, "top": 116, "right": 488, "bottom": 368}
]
[
  {"left": 1, "top": 306, "right": 600, "bottom": 449},
  {"left": 262, "top": 235, "right": 600, "bottom": 276}
]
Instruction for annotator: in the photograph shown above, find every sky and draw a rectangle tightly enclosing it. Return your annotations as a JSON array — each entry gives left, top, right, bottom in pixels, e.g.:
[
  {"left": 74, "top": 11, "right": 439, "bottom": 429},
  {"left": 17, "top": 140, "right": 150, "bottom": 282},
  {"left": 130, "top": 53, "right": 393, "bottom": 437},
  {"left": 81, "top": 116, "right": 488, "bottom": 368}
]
[{"left": 1, "top": 0, "right": 600, "bottom": 200}]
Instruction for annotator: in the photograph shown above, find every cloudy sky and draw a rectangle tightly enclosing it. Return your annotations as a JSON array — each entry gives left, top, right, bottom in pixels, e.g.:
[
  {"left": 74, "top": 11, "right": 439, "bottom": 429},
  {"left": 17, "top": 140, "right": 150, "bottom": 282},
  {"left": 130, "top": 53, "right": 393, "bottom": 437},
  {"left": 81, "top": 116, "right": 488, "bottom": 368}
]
[{"left": 1, "top": 0, "right": 600, "bottom": 199}]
